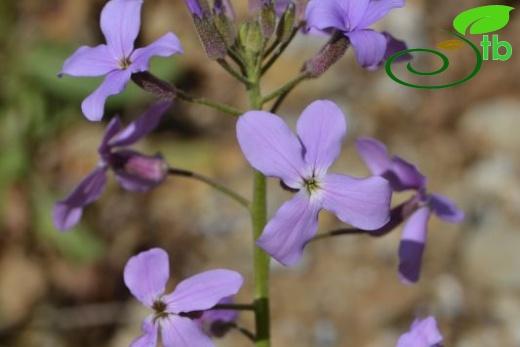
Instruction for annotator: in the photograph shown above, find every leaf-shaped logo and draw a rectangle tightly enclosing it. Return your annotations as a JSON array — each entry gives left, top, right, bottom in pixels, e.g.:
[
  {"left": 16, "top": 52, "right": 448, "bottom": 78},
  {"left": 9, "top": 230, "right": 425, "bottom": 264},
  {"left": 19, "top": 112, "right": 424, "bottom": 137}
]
[
  {"left": 453, "top": 5, "right": 514, "bottom": 35},
  {"left": 436, "top": 39, "right": 465, "bottom": 50}
]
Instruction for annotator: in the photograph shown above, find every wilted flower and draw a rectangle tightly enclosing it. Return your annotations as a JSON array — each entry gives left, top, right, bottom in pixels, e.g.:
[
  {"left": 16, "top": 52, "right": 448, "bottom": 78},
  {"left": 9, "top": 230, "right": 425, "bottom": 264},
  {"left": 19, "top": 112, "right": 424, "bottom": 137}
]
[
  {"left": 124, "top": 248, "right": 244, "bottom": 347},
  {"left": 53, "top": 101, "right": 171, "bottom": 231},
  {"left": 356, "top": 137, "right": 464, "bottom": 284},
  {"left": 305, "top": 0, "right": 408, "bottom": 69},
  {"left": 237, "top": 100, "right": 392, "bottom": 266},
  {"left": 59, "top": 0, "right": 183, "bottom": 121},
  {"left": 196, "top": 296, "right": 238, "bottom": 338},
  {"left": 396, "top": 316, "right": 444, "bottom": 347}
]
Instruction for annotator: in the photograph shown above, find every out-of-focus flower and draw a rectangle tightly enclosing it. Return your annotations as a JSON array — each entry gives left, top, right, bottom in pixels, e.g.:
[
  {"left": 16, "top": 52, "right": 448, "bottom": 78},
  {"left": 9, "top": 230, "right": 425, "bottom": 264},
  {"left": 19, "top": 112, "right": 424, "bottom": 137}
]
[
  {"left": 356, "top": 137, "right": 464, "bottom": 284},
  {"left": 305, "top": 0, "right": 408, "bottom": 69},
  {"left": 237, "top": 100, "right": 392, "bottom": 266},
  {"left": 124, "top": 248, "right": 244, "bottom": 347},
  {"left": 53, "top": 101, "right": 171, "bottom": 231},
  {"left": 59, "top": 0, "right": 183, "bottom": 121},
  {"left": 196, "top": 296, "right": 238, "bottom": 338},
  {"left": 396, "top": 316, "right": 444, "bottom": 347}
]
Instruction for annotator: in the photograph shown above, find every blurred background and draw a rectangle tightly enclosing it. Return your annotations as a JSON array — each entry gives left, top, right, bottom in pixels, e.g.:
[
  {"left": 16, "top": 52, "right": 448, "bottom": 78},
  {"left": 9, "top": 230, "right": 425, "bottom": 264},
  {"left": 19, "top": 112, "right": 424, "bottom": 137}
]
[{"left": 0, "top": 0, "right": 519, "bottom": 346}]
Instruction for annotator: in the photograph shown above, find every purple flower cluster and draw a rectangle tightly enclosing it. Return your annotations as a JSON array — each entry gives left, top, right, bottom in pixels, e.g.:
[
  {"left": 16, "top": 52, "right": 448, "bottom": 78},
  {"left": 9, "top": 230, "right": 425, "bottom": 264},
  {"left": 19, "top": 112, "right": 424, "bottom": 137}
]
[
  {"left": 60, "top": 0, "right": 183, "bottom": 121},
  {"left": 124, "top": 248, "right": 243, "bottom": 347},
  {"left": 53, "top": 101, "right": 171, "bottom": 231},
  {"left": 356, "top": 137, "right": 464, "bottom": 283},
  {"left": 237, "top": 100, "right": 392, "bottom": 266}
]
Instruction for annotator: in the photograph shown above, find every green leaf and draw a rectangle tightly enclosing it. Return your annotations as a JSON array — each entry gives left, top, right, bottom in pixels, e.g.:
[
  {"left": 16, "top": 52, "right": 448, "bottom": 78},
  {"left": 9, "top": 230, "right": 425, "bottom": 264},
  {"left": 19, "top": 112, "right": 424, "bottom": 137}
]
[{"left": 453, "top": 5, "right": 514, "bottom": 35}]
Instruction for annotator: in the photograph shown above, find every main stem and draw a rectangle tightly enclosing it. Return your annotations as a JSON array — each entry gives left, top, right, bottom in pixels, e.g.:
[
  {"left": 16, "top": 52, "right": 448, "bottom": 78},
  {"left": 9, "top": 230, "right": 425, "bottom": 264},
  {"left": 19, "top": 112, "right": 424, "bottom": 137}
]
[{"left": 247, "top": 63, "right": 271, "bottom": 347}]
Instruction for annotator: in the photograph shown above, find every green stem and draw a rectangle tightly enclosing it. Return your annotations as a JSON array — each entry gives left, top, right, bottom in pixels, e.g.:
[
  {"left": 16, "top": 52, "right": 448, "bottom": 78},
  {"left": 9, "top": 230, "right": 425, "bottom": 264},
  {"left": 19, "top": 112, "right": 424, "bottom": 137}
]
[
  {"left": 246, "top": 58, "right": 271, "bottom": 347},
  {"left": 168, "top": 168, "right": 250, "bottom": 209},
  {"left": 251, "top": 170, "right": 270, "bottom": 347},
  {"left": 175, "top": 89, "right": 244, "bottom": 117}
]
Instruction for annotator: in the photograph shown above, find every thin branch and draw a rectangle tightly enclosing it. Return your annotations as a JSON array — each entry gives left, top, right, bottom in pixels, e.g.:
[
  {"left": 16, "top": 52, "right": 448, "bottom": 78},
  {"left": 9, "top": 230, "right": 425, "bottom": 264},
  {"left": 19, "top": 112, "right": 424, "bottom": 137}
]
[
  {"left": 217, "top": 58, "right": 252, "bottom": 85},
  {"left": 175, "top": 89, "right": 244, "bottom": 117},
  {"left": 168, "top": 168, "right": 250, "bottom": 209},
  {"left": 212, "top": 303, "right": 256, "bottom": 311}
]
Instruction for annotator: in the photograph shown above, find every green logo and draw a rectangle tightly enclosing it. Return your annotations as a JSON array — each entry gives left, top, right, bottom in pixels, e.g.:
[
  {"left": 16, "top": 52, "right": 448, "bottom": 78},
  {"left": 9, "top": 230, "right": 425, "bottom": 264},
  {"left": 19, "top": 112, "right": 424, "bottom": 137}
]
[{"left": 385, "top": 5, "right": 514, "bottom": 89}]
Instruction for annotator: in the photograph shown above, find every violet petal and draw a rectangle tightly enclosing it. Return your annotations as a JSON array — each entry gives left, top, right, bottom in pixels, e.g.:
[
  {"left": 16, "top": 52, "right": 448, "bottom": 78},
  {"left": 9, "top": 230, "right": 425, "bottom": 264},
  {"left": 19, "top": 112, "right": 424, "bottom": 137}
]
[
  {"left": 355, "top": 137, "right": 393, "bottom": 176},
  {"left": 53, "top": 167, "right": 107, "bottom": 231},
  {"left": 130, "top": 33, "right": 184, "bottom": 72},
  {"left": 305, "top": 0, "right": 347, "bottom": 31},
  {"left": 357, "top": 0, "right": 405, "bottom": 29},
  {"left": 296, "top": 100, "right": 346, "bottom": 177},
  {"left": 256, "top": 192, "right": 321, "bottom": 266},
  {"left": 237, "top": 111, "right": 306, "bottom": 189},
  {"left": 161, "top": 316, "right": 214, "bottom": 347},
  {"left": 110, "top": 100, "right": 171, "bottom": 147},
  {"left": 337, "top": 0, "right": 370, "bottom": 30},
  {"left": 398, "top": 207, "right": 431, "bottom": 284},
  {"left": 81, "top": 69, "right": 132, "bottom": 121},
  {"left": 100, "top": 0, "right": 142, "bottom": 59},
  {"left": 163, "top": 270, "right": 243, "bottom": 314},
  {"left": 59, "top": 45, "right": 117, "bottom": 77},
  {"left": 430, "top": 193, "right": 465, "bottom": 223},
  {"left": 124, "top": 248, "right": 169, "bottom": 308},
  {"left": 98, "top": 116, "right": 123, "bottom": 158},
  {"left": 388, "top": 156, "right": 427, "bottom": 191},
  {"left": 321, "top": 173, "right": 391, "bottom": 230},
  {"left": 130, "top": 316, "right": 159, "bottom": 347},
  {"left": 347, "top": 29, "right": 387, "bottom": 69}
]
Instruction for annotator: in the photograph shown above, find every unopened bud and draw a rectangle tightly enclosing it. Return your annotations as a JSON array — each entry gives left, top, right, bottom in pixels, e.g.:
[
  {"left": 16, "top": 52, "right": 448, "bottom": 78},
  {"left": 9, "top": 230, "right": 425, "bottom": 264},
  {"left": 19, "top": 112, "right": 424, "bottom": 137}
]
[
  {"left": 276, "top": 3, "right": 296, "bottom": 43},
  {"left": 184, "top": 0, "right": 228, "bottom": 59},
  {"left": 113, "top": 151, "right": 169, "bottom": 192},
  {"left": 131, "top": 71, "right": 176, "bottom": 100},
  {"left": 304, "top": 32, "right": 349, "bottom": 77},
  {"left": 213, "top": 0, "right": 236, "bottom": 46},
  {"left": 239, "top": 22, "right": 263, "bottom": 56},
  {"left": 260, "top": 0, "right": 276, "bottom": 39}
]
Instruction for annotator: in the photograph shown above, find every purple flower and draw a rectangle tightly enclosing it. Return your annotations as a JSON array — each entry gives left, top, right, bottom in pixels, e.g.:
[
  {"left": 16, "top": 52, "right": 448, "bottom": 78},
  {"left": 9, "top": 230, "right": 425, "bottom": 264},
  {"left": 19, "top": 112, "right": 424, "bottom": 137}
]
[
  {"left": 396, "top": 316, "right": 444, "bottom": 347},
  {"left": 196, "top": 296, "right": 238, "bottom": 338},
  {"left": 356, "top": 137, "right": 464, "bottom": 284},
  {"left": 237, "top": 100, "right": 392, "bottom": 266},
  {"left": 59, "top": 0, "right": 183, "bottom": 121},
  {"left": 124, "top": 248, "right": 244, "bottom": 347},
  {"left": 305, "top": 0, "right": 406, "bottom": 69},
  {"left": 53, "top": 101, "right": 171, "bottom": 231}
]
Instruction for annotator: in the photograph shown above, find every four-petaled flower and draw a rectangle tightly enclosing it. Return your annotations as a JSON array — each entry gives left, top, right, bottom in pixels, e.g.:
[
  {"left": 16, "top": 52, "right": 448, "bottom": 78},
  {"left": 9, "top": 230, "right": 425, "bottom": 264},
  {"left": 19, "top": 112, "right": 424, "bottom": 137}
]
[
  {"left": 305, "top": 0, "right": 408, "bottom": 69},
  {"left": 237, "top": 100, "right": 392, "bottom": 266},
  {"left": 396, "top": 316, "right": 444, "bottom": 347},
  {"left": 356, "top": 137, "right": 464, "bottom": 284},
  {"left": 59, "top": 0, "right": 183, "bottom": 121},
  {"left": 53, "top": 101, "right": 171, "bottom": 231},
  {"left": 124, "top": 248, "right": 244, "bottom": 347}
]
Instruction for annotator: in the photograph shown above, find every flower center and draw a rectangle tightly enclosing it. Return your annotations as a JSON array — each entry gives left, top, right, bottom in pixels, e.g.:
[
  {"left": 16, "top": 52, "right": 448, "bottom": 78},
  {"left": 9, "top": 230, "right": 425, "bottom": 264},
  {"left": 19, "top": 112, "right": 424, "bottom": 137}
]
[
  {"left": 119, "top": 57, "right": 132, "bottom": 69},
  {"left": 152, "top": 300, "right": 168, "bottom": 321},
  {"left": 303, "top": 176, "right": 320, "bottom": 194}
]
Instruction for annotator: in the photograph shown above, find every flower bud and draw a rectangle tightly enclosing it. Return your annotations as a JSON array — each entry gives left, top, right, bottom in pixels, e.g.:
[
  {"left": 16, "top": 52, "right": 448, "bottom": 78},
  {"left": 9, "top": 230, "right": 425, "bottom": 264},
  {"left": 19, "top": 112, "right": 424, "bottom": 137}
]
[
  {"left": 260, "top": 0, "right": 276, "bottom": 39},
  {"left": 213, "top": 0, "right": 236, "bottom": 46},
  {"left": 184, "top": 0, "right": 228, "bottom": 59},
  {"left": 112, "top": 151, "right": 169, "bottom": 192},
  {"left": 131, "top": 71, "right": 176, "bottom": 100},
  {"left": 303, "top": 32, "right": 349, "bottom": 77},
  {"left": 276, "top": 2, "right": 296, "bottom": 43},
  {"left": 238, "top": 22, "right": 263, "bottom": 56}
]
